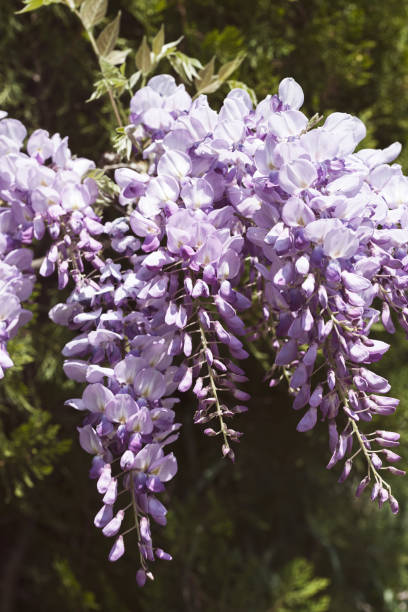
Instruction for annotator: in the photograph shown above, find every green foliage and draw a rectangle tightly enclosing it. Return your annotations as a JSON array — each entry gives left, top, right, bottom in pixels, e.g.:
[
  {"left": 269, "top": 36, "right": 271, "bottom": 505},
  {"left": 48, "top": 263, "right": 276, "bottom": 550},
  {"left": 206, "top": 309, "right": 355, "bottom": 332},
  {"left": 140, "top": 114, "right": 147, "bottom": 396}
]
[
  {"left": 132, "top": 25, "right": 205, "bottom": 89},
  {"left": 80, "top": 0, "right": 108, "bottom": 29},
  {"left": 87, "top": 60, "right": 129, "bottom": 102},
  {"left": 0, "top": 408, "right": 71, "bottom": 499},
  {"left": 194, "top": 52, "right": 245, "bottom": 96},
  {"left": 17, "top": 0, "right": 66, "bottom": 14},
  {"left": 203, "top": 25, "right": 245, "bottom": 62},
  {"left": 0, "top": 296, "right": 74, "bottom": 502},
  {"left": 168, "top": 50, "right": 202, "bottom": 83},
  {"left": 96, "top": 11, "right": 121, "bottom": 57},
  {"left": 126, "top": 0, "right": 167, "bottom": 34},
  {"left": 271, "top": 559, "right": 330, "bottom": 612},
  {"left": 53, "top": 558, "right": 100, "bottom": 611}
]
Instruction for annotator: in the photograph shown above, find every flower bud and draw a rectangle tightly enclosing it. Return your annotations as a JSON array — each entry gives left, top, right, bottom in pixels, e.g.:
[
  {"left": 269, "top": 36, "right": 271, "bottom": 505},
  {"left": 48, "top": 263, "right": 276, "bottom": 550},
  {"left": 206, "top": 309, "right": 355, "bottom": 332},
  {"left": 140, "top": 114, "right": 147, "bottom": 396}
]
[
  {"left": 96, "top": 464, "right": 112, "bottom": 494},
  {"left": 94, "top": 504, "right": 113, "bottom": 529},
  {"left": 383, "top": 450, "right": 401, "bottom": 463},
  {"left": 102, "top": 510, "right": 125, "bottom": 537},
  {"left": 371, "top": 482, "right": 380, "bottom": 501},
  {"left": 356, "top": 476, "right": 370, "bottom": 497},
  {"left": 389, "top": 495, "right": 399, "bottom": 515},
  {"left": 378, "top": 488, "right": 389, "bottom": 508},
  {"left": 103, "top": 478, "right": 118, "bottom": 505},
  {"left": 108, "top": 536, "right": 125, "bottom": 562},
  {"left": 136, "top": 569, "right": 146, "bottom": 587},
  {"left": 338, "top": 460, "right": 352, "bottom": 483}
]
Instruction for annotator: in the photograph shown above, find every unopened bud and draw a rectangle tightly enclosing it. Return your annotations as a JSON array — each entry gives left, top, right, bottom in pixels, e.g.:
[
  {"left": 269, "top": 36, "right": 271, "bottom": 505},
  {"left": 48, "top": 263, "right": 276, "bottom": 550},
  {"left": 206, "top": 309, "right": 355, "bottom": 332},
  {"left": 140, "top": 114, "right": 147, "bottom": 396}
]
[
  {"left": 222, "top": 444, "right": 235, "bottom": 462},
  {"left": 338, "top": 460, "right": 352, "bottom": 483},
  {"left": 375, "top": 437, "right": 399, "bottom": 448},
  {"left": 370, "top": 482, "right": 380, "bottom": 501},
  {"left": 96, "top": 464, "right": 112, "bottom": 494},
  {"left": 371, "top": 453, "right": 382, "bottom": 469},
  {"left": 383, "top": 450, "right": 401, "bottom": 463},
  {"left": 356, "top": 475, "right": 370, "bottom": 497},
  {"left": 108, "top": 535, "right": 125, "bottom": 562},
  {"left": 375, "top": 430, "right": 400, "bottom": 442},
  {"left": 233, "top": 405, "right": 248, "bottom": 413},
  {"left": 203, "top": 428, "right": 217, "bottom": 437},
  {"left": 378, "top": 488, "right": 389, "bottom": 508},
  {"left": 389, "top": 495, "right": 399, "bottom": 515},
  {"left": 136, "top": 569, "right": 146, "bottom": 587},
  {"left": 384, "top": 466, "right": 406, "bottom": 476}
]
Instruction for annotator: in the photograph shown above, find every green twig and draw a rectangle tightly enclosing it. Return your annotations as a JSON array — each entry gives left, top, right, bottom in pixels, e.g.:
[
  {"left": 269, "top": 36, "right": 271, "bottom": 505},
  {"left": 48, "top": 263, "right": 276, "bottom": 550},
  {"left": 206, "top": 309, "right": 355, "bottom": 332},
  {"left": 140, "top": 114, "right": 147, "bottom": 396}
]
[{"left": 73, "top": 8, "right": 124, "bottom": 128}]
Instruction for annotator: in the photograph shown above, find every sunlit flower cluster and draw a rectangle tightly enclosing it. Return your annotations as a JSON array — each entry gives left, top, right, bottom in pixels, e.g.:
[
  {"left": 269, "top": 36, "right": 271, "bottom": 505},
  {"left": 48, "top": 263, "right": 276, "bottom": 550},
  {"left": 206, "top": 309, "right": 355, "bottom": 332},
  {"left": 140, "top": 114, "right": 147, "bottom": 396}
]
[{"left": 0, "top": 72, "right": 407, "bottom": 582}]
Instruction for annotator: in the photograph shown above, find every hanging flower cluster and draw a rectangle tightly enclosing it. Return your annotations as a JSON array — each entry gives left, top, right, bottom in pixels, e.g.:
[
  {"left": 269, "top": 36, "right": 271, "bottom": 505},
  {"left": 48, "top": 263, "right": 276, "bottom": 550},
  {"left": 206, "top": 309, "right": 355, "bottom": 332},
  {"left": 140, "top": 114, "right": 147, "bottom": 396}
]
[
  {"left": 0, "top": 110, "right": 101, "bottom": 377},
  {"left": 0, "top": 72, "right": 407, "bottom": 584}
]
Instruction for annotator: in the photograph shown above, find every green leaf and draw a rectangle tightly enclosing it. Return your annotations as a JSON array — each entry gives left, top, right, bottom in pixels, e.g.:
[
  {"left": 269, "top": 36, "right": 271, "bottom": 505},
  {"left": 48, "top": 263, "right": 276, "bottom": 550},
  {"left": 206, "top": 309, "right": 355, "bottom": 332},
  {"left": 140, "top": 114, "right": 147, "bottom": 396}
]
[
  {"left": 99, "top": 56, "right": 115, "bottom": 75},
  {"left": 129, "top": 70, "right": 142, "bottom": 89},
  {"left": 104, "top": 49, "right": 130, "bottom": 66},
  {"left": 168, "top": 52, "right": 202, "bottom": 82},
  {"left": 79, "top": 0, "right": 107, "bottom": 29},
  {"left": 16, "top": 0, "right": 61, "bottom": 13},
  {"left": 96, "top": 11, "right": 120, "bottom": 56},
  {"left": 16, "top": 0, "right": 44, "bottom": 12},
  {"left": 135, "top": 36, "right": 152, "bottom": 75},
  {"left": 87, "top": 59, "right": 127, "bottom": 101},
  {"left": 112, "top": 128, "right": 132, "bottom": 160},
  {"left": 217, "top": 53, "right": 245, "bottom": 82},
  {"left": 196, "top": 78, "right": 223, "bottom": 96},
  {"left": 152, "top": 24, "right": 165, "bottom": 56},
  {"left": 194, "top": 53, "right": 245, "bottom": 97},
  {"left": 159, "top": 35, "right": 184, "bottom": 56},
  {"left": 195, "top": 56, "right": 215, "bottom": 92}
]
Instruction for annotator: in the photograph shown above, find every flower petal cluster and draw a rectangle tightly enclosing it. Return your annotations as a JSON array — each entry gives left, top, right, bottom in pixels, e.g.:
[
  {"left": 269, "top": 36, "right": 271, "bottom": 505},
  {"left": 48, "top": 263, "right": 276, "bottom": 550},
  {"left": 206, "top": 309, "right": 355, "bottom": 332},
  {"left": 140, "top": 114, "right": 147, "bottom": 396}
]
[
  {"left": 0, "top": 112, "right": 103, "bottom": 374},
  {"left": 50, "top": 264, "right": 181, "bottom": 579},
  {"left": 121, "top": 74, "right": 406, "bottom": 516},
  {"left": 1, "top": 71, "right": 408, "bottom": 583},
  {"left": 244, "top": 82, "right": 406, "bottom": 510}
]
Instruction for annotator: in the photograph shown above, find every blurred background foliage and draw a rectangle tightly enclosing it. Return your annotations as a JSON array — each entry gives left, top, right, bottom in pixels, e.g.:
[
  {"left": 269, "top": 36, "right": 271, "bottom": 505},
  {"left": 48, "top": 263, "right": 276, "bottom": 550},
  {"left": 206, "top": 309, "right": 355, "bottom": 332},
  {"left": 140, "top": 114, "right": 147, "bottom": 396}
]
[{"left": 2, "top": 0, "right": 408, "bottom": 610}]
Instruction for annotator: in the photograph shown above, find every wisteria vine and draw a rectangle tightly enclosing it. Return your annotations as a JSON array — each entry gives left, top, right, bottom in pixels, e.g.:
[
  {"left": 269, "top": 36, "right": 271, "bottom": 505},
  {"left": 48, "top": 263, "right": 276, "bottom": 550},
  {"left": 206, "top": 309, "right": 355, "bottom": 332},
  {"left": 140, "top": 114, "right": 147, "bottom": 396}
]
[{"left": 1, "top": 73, "right": 407, "bottom": 584}]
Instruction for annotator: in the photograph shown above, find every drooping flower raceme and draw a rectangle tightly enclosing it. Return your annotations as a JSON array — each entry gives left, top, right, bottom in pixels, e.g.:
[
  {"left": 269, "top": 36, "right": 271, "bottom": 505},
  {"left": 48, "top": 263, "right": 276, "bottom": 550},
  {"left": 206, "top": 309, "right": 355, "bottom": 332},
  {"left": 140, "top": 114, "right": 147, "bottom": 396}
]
[
  {"left": 0, "top": 72, "right": 407, "bottom": 583},
  {"left": 119, "top": 74, "right": 406, "bottom": 514},
  {"left": 0, "top": 111, "right": 102, "bottom": 376}
]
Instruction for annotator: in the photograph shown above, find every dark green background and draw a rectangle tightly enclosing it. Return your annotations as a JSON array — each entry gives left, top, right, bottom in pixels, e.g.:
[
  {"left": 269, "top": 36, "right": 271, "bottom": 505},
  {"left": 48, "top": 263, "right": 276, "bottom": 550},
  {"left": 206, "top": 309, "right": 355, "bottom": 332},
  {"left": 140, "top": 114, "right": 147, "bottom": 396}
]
[{"left": 2, "top": 1, "right": 408, "bottom": 610}]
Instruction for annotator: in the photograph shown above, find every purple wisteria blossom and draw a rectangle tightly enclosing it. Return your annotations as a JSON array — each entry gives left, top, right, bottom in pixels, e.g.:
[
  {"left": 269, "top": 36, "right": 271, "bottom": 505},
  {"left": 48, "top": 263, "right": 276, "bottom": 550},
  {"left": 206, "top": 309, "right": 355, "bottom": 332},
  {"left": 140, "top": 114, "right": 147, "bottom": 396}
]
[
  {"left": 1, "top": 70, "right": 407, "bottom": 584},
  {"left": 118, "top": 73, "right": 406, "bottom": 520},
  {"left": 0, "top": 113, "right": 101, "bottom": 376}
]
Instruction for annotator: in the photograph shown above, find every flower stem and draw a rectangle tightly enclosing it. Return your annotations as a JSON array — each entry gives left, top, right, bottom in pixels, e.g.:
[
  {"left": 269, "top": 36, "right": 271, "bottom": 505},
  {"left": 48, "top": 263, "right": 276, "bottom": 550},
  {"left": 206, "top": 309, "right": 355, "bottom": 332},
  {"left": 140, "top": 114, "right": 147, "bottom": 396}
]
[
  {"left": 130, "top": 471, "right": 148, "bottom": 570},
  {"left": 198, "top": 319, "right": 230, "bottom": 453}
]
